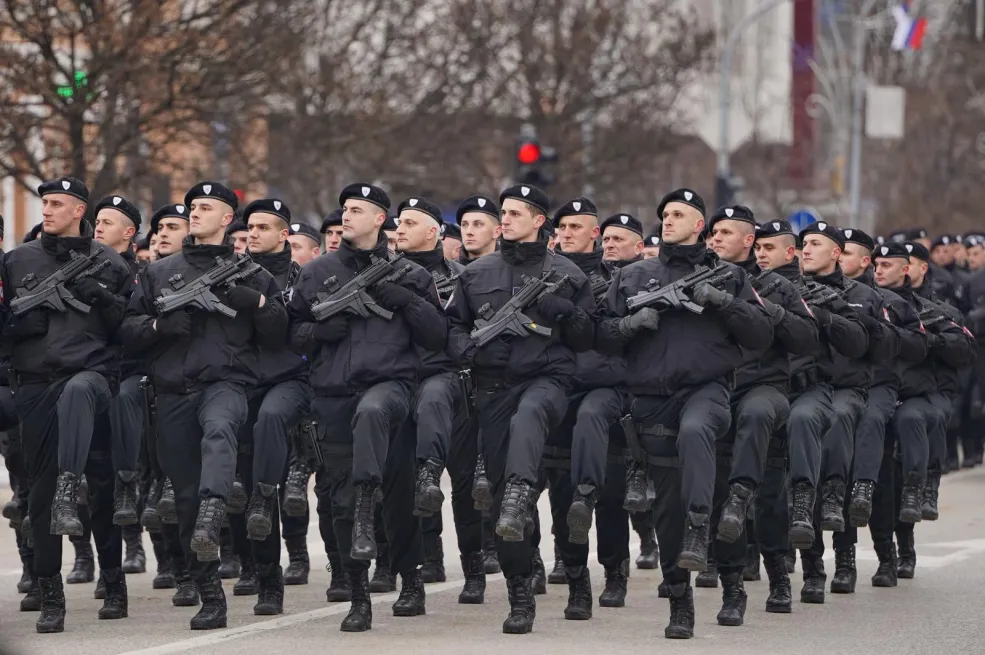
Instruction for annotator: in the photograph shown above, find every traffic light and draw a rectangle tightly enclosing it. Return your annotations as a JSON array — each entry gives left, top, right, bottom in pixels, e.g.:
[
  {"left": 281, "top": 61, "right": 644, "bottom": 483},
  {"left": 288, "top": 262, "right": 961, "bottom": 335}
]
[
  {"left": 56, "top": 70, "right": 88, "bottom": 100},
  {"left": 514, "top": 124, "right": 558, "bottom": 189}
]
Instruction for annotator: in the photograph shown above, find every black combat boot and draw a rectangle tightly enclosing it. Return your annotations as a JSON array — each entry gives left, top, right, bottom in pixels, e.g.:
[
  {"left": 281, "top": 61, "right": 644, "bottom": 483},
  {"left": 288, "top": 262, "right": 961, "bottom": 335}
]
[
  {"left": 340, "top": 570, "right": 373, "bottom": 632},
  {"left": 191, "top": 497, "right": 226, "bottom": 562},
  {"left": 567, "top": 484, "right": 598, "bottom": 545},
  {"left": 284, "top": 536, "right": 310, "bottom": 585},
  {"left": 599, "top": 564, "right": 628, "bottom": 607},
  {"left": 227, "top": 475, "right": 247, "bottom": 514},
  {"left": 657, "top": 579, "right": 670, "bottom": 598},
  {"left": 830, "top": 546, "right": 857, "bottom": 593},
  {"left": 392, "top": 569, "right": 427, "bottom": 617},
  {"left": 743, "top": 543, "right": 761, "bottom": 581},
  {"left": 716, "top": 572, "right": 747, "bottom": 626},
  {"left": 897, "top": 533, "right": 916, "bottom": 578},
  {"left": 872, "top": 544, "right": 898, "bottom": 587},
  {"left": 234, "top": 557, "right": 258, "bottom": 596},
  {"left": 503, "top": 575, "right": 536, "bottom": 634},
  {"left": 800, "top": 555, "right": 826, "bottom": 604},
  {"left": 562, "top": 565, "right": 592, "bottom": 620},
  {"left": 695, "top": 557, "right": 719, "bottom": 588},
  {"left": 94, "top": 575, "right": 106, "bottom": 600},
  {"left": 113, "top": 471, "right": 140, "bottom": 526},
  {"left": 921, "top": 470, "right": 941, "bottom": 521},
  {"left": 678, "top": 512, "right": 710, "bottom": 572},
  {"left": 458, "top": 552, "right": 486, "bottom": 604},
  {"left": 820, "top": 478, "right": 846, "bottom": 531},
  {"left": 140, "top": 479, "right": 162, "bottom": 532},
  {"left": 414, "top": 457, "right": 445, "bottom": 516},
  {"left": 217, "top": 540, "right": 239, "bottom": 581},
  {"left": 97, "top": 568, "right": 128, "bottom": 619},
  {"left": 548, "top": 544, "right": 566, "bottom": 584},
  {"left": 664, "top": 583, "right": 695, "bottom": 639},
  {"left": 848, "top": 478, "right": 875, "bottom": 527},
  {"left": 67, "top": 541, "right": 95, "bottom": 584},
  {"left": 172, "top": 570, "right": 201, "bottom": 607},
  {"left": 21, "top": 575, "right": 42, "bottom": 611},
  {"left": 623, "top": 461, "right": 649, "bottom": 513},
  {"left": 190, "top": 575, "right": 227, "bottom": 630},
  {"left": 246, "top": 483, "right": 276, "bottom": 541},
  {"left": 254, "top": 564, "right": 284, "bottom": 615},
  {"left": 531, "top": 547, "right": 547, "bottom": 595},
  {"left": 282, "top": 461, "right": 310, "bottom": 517},
  {"left": 36, "top": 575, "right": 66, "bottom": 633},
  {"left": 122, "top": 526, "right": 146, "bottom": 574},
  {"left": 421, "top": 535, "right": 446, "bottom": 583},
  {"left": 326, "top": 554, "right": 351, "bottom": 602},
  {"left": 351, "top": 484, "right": 380, "bottom": 560},
  {"left": 785, "top": 550, "right": 796, "bottom": 573},
  {"left": 152, "top": 541, "right": 176, "bottom": 589},
  {"left": 2, "top": 495, "right": 20, "bottom": 524},
  {"left": 764, "top": 554, "right": 792, "bottom": 613},
  {"left": 899, "top": 473, "right": 923, "bottom": 523},
  {"left": 157, "top": 478, "right": 178, "bottom": 525},
  {"left": 472, "top": 455, "right": 493, "bottom": 511},
  {"left": 636, "top": 527, "right": 659, "bottom": 569},
  {"left": 789, "top": 482, "right": 816, "bottom": 549},
  {"left": 18, "top": 564, "right": 32, "bottom": 594},
  {"left": 369, "top": 557, "right": 396, "bottom": 592},
  {"left": 496, "top": 477, "right": 533, "bottom": 542},
  {"left": 51, "top": 472, "right": 83, "bottom": 536},
  {"left": 717, "top": 482, "right": 754, "bottom": 544}
]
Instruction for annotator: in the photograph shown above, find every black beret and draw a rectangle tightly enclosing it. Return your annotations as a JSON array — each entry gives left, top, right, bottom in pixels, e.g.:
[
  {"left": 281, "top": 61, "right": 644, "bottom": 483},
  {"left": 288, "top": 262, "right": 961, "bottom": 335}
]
[
  {"left": 382, "top": 213, "right": 399, "bottom": 231},
  {"left": 38, "top": 176, "right": 89, "bottom": 203},
  {"left": 225, "top": 220, "right": 248, "bottom": 235},
  {"left": 841, "top": 227, "right": 874, "bottom": 251},
  {"left": 339, "top": 182, "right": 390, "bottom": 213},
  {"left": 707, "top": 205, "right": 755, "bottom": 232},
  {"left": 136, "top": 236, "right": 151, "bottom": 251},
  {"left": 289, "top": 221, "right": 321, "bottom": 245},
  {"left": 149, "top": 204, "right": 188, "bottom": 235},
  {"left": 499, "top": 184, "right": 549, "bottom": 216},
  {"left": 931, "top": 235, "right": 953, "bottom": 249},
  {"left": 320, "top": 209, "right": 343, "bottom": 232},
  {"left": 552, "top": 197, "right": 598, "bottom": 227},
  {"left": 873, "top": 242, "right": 910, "bottom": 260},
  {"left": 904, "top": 241, "right": 930, "bottom": 262},
  {"left": 600, "top": 213, "right": 643, "bottom": 238},
  {"left": 455, "top": 195, "right": 500, "bottom": 224},
  {"left": 397, "top": 196, "right": 442, "bottom": 224},
  {"left": 184, "top": 181, "right": 239, "bottom": 211},
  {"left": 242, "top": 198, "right": 291, "bottom": 225},
  {"left": 657, "top": 188, "right": 705, "bottom": 219},
  {"left": 965, "top": 233, "right": 985, "bottom": 248},
  {"left": 440, "top": 222, "right": 462, "bottom": 241},
  {"left": 755, "top": 219, "right": 794, "bottom": 239},
  {"left": 643, "top": 232, "right": 661, "bottom": 247},
  {"left": 906, "top": 227, "right": 928, "bottom": 240},
  {"left": 800, "top": 220, "right": 845, "bottom": 248},
  {"left": 93, "top": 194, "right": 141, "bottom": 229}
]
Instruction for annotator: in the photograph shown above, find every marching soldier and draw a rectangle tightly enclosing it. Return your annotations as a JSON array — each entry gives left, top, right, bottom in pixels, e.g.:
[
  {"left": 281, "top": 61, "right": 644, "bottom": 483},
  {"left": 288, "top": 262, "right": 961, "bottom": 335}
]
[{"left": 457, "top": 196, "right": 501, "bottom": 263}]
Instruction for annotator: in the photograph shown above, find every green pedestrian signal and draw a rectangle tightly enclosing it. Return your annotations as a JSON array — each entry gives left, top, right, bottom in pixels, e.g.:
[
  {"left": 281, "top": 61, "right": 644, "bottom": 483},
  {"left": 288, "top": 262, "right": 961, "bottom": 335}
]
[{"left": 56, "top": 70, "right": 88, "bottom": 99}]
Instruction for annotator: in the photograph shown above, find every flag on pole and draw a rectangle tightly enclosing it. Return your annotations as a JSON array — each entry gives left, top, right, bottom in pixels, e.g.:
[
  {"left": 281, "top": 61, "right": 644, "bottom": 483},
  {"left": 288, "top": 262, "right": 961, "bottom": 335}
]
[{"left": 891, "top": 3, "right": 928, "bottom": 51}]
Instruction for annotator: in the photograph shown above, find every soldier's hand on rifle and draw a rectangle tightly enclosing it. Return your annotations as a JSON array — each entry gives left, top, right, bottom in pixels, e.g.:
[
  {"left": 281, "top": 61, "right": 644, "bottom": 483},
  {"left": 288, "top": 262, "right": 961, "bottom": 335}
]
[
  {"left": 691, "top": 282, "right": 733, "bottom": 309},
  {"left": 312, "top": 316, "right": 349, "bottom": 343},
  {"left": 72, "top": 277, "right": 116, "bottom": 308},
  {"left": 761, "top": 298, "right": 785, "bottom": 325},
  {"left": 226, "top": 285, "right": 264, "bottom": 312},
  {"left": 472, "top": 337, "right": 511, "bottom": 367},
  {"left": 618, "top": 307, "right": 660, "bottom": 337},
  {"left": 536, "top": 292, "right": 576, "bottom": 325},
  {"left": 374, "top": 282, "right": 415, "bottom": 310},
  {"left": 154, "top": 311, "right": 192, "bottom": 338}
]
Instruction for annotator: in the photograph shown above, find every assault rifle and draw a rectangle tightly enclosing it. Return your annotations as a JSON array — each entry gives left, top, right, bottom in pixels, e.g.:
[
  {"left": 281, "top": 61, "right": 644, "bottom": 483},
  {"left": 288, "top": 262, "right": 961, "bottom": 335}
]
[
  {"left": 625, "top": 262, "right": 734, "bottom": 314},
  {"left": 11, "top": 250, "right": 111, "bottom": 316},
  {"left": 918, "top": 306, "right": 948, "bottom": 329},
  {"left": 432, "top": 272, "right": 459, "bottom": 301},
  {"left": 154, "top": 255, "right": 262, "bottom": 318},
  {"left": 751, "top": 270, "right": 782, "bottom": 298},
  {"left": 310, "top": 254, "right": 413, "bottom": 322},
  {"left": 797, "top": 280, "right": 842, "bottom": 307},
  {"left": 589, "top": 273, "right": 610, "bottom": 302},
  {"left": 470, "top": 272, "right": 571, "bottom": 347}
]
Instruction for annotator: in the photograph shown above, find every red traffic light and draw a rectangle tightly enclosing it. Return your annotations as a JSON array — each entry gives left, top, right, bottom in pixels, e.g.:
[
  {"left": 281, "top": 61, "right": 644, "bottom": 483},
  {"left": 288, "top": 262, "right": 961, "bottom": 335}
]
[{"left": 517, "top": 142, "right": 541, "bottom": 165}]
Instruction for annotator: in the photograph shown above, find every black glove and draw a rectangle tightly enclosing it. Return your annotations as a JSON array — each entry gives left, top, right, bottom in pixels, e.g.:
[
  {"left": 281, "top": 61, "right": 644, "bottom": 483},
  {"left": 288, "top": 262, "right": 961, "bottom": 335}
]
[
  {"left": 810, "top": 306, "right": 833, "bottom": 327},
  {"left": 7, "top": 310, "right": 48, "bottom": 339},
  {"left": 312, "top": 316, "right": 349, "bottom": 343},
  {"left": 761, "top": 298, "right": 785, "bottom": 325},
  {"left": 155, "top": 311, "right": 191, "bottom": 338},
  {"left": 617, "top": 307, "right": 660, "bottom": 337},
  {"left": 374, "top": 282, "right": 416, "bottom": 310},
  {"left": 924, "top": 331, "right": 943, "bottom": 350},
  {"left": 72, "top": 277, "right": 116, "bottom": 308},
  {"left": 472, "top": 338, "right": 511, "bottom": 368},
  {"left": 537, "top": 293, "right": 576, "bottom": 324},
  {"left": 691, "top": 282, "right": 733, "bottom": 309},
  {"left": 226, "top": 285, "right": 263, "bottom": 313}
]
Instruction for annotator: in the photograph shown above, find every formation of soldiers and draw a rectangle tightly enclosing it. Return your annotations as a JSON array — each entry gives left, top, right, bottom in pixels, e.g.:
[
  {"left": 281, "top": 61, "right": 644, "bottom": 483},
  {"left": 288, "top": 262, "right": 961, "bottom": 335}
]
[{"left": 1, "top": 176, "right": 984, "bottom": 640}]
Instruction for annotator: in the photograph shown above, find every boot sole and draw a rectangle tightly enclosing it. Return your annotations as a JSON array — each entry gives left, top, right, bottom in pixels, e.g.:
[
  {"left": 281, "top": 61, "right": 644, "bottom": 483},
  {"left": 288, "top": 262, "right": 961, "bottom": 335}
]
[
  {"left": 495, "top": 520, "right": 525, "bottom": 542},
  {"left": 566, "top": 502, "right": 593, "bottom": 545},
  {"left": 830, "top": 583, "right": 855, "bottom": 594},
  {"left": 66, "top": 573, "right": 94, "bottom": 584},
  {"left": 153, "top": 577, "right": 177, "bottom": 590},
  {"left": 417, "top": 488, "right": 444, "bottom": 516},
  {"left": 547, "top": 572, "right": 567, "bottom": 584},
  {"left": 113, "top": 510, "right": 139, "bottom": 526},
  {"left": 848, "top": 500, "right": 871, "bottom": 527},
  {"left": 694, "top": 576, "right": 718, "bottom": 588},
  {"left": 789, "top": 525, "right": 815, "bottom": 550},
  {"left": 53, "top": 519, "right": 83, "bottom": 537},
  {"left": 350, "top": 546, "right": 377, "bottom": 561},
  {"left": 340, "top": 620, "right": 372, "bottom": 632},
  {"left": 122, "top": 563, "right": 146, "bottom": 574},
  {"left": 472, "top": 485, "right": 493, "bottom": 511},
  {"left": 158, "top": 507, "right": 179, "bottom": 525},
  {"left": 246, "top": 515, "right": 273, "bottom": 541},
  {"left": 233, "top": 586, "right": 258, "bottom": 596},
  {"left": 284, "top": 575, "right": 309, "bottom": 586},
  {"left": 677, "top": 553, "right": 707, "bottom": 572},
  {"left": 664, "top": 628, "right": 693, "bottom": 639},
  {"left": 458, "top": 594, "right": 485, "bottom": 604},
  {"left": 190, "top": 618, "right": 228, "bottom": 630},
  {"left": 173, "top": 598, "right": 200, "bottom": 607},
  {"left": 898, "top": 509, "right": 922, "bottom": 523},
  {"left": 765, "top": 602, "right": 792, "bottom": 613},
  {"left": 800, "top": 594, "right": 824, "bottom": 604},
  {"left": 21, "top": 602, "right": 42, "bottom": 612},
  {"left": 716, "top": 516, "right": 743, "bottom": 544},
  {"left": 37, "top": 623, "right": 65, "bottom": 633},
  {"left": 503, "top": 623, "right": 533, "bottom": 634},
  {"left": 635, "top": 557, "right": 658, "bottom": 570},
  {"left": 717, "top": 616, "right": 743, "bottom": 627},
  {"left": 622, "top": 495, "right": 648, "bottom": 514},
  {"left": 254, "top": 606, "right": 283, "bottom": 616},
  {"left": 819, "top": 518, "right": 845, "bottom": 532},
  {"left": 140, "top": 508, "right": 161, "bottom": 531},
  {"left": 393, "top": 605, "right": 427, "bottom": 617},
  {"left": 563, "top": 610, "right": 592, "bottom": 620},
  {"left": 871, "top": 579, "right": 897, "bottom": 588},
  {"left": 598, "top": 596, "right": 625, "bottom": 608},
  {"left": 327, "top": 590, "right": 352, "bottom": 603},
  {"left": 190, "top": 536, "right": 219, "bottom": 562},
  {"left": 920, "top": 508, "right": 938, "bottom": 521},
  {"left": 282, "top": 497, "right": 308, "bottom": 517},
  {"left": 98, "top": 609, "right": 129, "bottom": 619}
]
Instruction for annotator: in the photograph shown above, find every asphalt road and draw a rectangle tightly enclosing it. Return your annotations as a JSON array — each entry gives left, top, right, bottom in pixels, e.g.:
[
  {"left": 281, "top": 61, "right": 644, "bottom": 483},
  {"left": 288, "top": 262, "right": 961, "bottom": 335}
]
[{"left": 2, "top": 467, "right": 984, "bottom": 655}]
